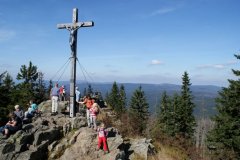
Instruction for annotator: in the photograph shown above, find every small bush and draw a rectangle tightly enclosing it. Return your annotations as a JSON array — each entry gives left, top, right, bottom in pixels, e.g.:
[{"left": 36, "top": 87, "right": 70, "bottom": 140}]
[{"left": 97, "top": 111, "right": 112, "bottom": 128}]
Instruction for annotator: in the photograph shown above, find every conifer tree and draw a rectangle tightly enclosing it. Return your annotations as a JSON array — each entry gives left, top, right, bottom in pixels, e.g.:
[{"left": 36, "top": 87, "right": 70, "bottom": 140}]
[
  {"left": 175, "top": 71, "right": 196, "bottom": 139},
  {"left": 2, "top": 73, "right": 15, "bottom": 92},
  {"left": 0, "top": 71, "right": 7, "bottom": 85},
  {"left": 34, "top": 72, "right": 47, "bottom": 104},
  {"left": 118, "top": 84, "right": 127, "bottom": 113},
  {"left": 13, "top": 83, "right": 34, "bottom": 107},
  {"left": 15, "top": 61, "right": 39, "bottom": 106},
  {"left": 157, "top": 91, "right": 169, "bottom": 131},
  {"left": 0, "top": 72, "right": 13, "bottom": 122},
  {"left": 0, "top": 73, "right": 14, "bottom": 109},
  {"left": 207, "top": 54, "right": 240, "bottom": 159},
  {"left": 157, "top": 91, "right": 178, "bottom": 136},
  {"left": 128, "top": 86, "right": 149, "bottom": 135},
  {"left": 108, "top": 81, "right": 119, "bottom": 111},
  {"left": 171, "top": 93, "right": 181, "bottom": 135},
  {"left": 17, "top": 61, "right": 38, "bottom": 85}
]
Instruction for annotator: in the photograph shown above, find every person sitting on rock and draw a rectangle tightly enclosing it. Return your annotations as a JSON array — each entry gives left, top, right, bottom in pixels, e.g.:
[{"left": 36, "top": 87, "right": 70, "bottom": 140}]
[
  {"left": 97, "top": 123, "right": 109, "bottom": 154},
  {"left": 0, "top": 112, "right": 22, "bottom": 139},
  {"left": 14, "top": 104, "right": 24, "bottom": 120},
  {"left": 24, "top": 100, "right": 39, "bottom": 119}
]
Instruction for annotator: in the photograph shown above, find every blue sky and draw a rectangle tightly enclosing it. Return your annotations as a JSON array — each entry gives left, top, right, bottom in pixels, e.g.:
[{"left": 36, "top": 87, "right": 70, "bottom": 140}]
[{"left": 0, "top": 0, "right": 239, "bottom": 87}]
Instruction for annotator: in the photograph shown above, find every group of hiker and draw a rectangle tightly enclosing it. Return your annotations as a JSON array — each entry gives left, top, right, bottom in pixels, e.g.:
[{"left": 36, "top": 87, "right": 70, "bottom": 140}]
[
  {"left": 79, "top": 94, "right": 109, "bottom": 154},
  {"left": 50, "top": 83, "right": 77, "bottom": 115},
  {"left": 0, "top": 100, "right": 39, "bottom": 139},
  {"left": 50, "top": 83, "right": 109, "bottom": 154},
  {"left": 0, "top": 83, "right": 109, "bottom": 154}
]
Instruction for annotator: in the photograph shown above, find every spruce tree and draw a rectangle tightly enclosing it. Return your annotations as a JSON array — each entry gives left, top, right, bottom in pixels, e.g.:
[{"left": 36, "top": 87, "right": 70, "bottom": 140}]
[
  {"left": 175, "top": 71, "right": 196, "bottom": 139},
  {"left": 0, "top": 72, "right": 15, "bottom": 111},
  {"left": 157, "top": 91, "right": 170, "bottom": 133},
  {"left": 4, "top": 73, "right": 16, "bottom": 109},
  {"left": 157, "top": 91, "right": 178, "bottom": 136},
  {"left": 15, "top": 61, "right": 39, "bottom": 106},
  {"left": 17, "top": 61, "right": 38, "bottom": 85},
  {"left": 108, "top": 81, "right": 120, "bottom": 111},
  {"left": 2, "top": 73, "right": 15, "bottom": 92},
  {"left": 207, "top": 54, "right": 240, "bottom": 159},
  {"left": 0, "top": 71, "right": 7, "bottom": 85},
  {"left": 34, "top": 72, "right": 47, "bottom": 104},
  {"left": 0, "top": 72, "right": 14, "bottom": 120},
  {"left": 171, "top": 93, "right": 181, "bottom": 136},
  {"left": 118, "top": 84, "right": 127, "bottom": 113},
  {"left": 107, "top": 82, "right": 126, "bottom": 116},
  {"left": 128, "top": 86, "right": 149, "bottom": 135}
]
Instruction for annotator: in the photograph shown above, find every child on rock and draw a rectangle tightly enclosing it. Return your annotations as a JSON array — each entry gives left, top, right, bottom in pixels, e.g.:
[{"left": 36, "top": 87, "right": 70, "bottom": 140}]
[
  {"left": 89, "top": 102, "right": 99, "bottom": 130},
  {"left": 97, "top": 123, "right": 109, "bottom": 154}
]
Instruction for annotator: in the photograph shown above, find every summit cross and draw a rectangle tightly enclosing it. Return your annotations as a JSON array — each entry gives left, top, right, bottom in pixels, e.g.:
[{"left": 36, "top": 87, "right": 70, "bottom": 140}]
[{"left": 57, "top": 8, "right": 94, "bottom": 118}]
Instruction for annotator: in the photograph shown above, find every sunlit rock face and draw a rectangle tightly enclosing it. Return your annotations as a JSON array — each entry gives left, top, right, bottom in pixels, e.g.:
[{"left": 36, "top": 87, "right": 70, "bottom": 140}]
[{"left": 0, "top": 101, "right": 155, "bottom": 160}]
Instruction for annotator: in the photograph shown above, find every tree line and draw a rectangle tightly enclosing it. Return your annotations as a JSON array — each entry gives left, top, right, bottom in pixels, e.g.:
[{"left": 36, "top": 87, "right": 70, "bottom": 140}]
[
  {"left": 104, "top": 54, "right": 240, "bottom": 159},
  {"left": 0, "top": 61, "right": 51, "bottom": 124}
]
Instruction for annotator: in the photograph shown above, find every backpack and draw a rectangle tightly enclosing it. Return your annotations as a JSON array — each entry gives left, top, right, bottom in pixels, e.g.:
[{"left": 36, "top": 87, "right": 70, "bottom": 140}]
[{"left": 93, "top": 103, "right": 100, "bottom": 114}]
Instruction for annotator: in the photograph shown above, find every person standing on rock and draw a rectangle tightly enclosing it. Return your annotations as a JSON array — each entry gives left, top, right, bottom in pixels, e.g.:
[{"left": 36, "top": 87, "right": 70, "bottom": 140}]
[
  {"left": 75, "top": 86, "right": 81, "bottom": 107},
  {"left": 89, "top": 102, "right": 99, "bottom": 130},
  {"left": 79, "top": 94, "right": 94, "bottom": 127},
  {"left": 51, "top": 83, "right": 60, "bottom": 115},
  {"left": 97, "top": 123, "right": 109, "bottom": 154},
  {"left": 59, "top": 85, "right": 66, "bottom": 101}
]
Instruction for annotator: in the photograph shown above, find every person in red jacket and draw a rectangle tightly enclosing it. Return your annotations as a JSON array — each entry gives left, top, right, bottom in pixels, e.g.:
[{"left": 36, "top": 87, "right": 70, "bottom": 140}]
[
  {"left": 97, "top": 123, "right": 109, "bottom": 154},
  {"left": 59, "top": 85, "right": 66, "bottom": 101}
]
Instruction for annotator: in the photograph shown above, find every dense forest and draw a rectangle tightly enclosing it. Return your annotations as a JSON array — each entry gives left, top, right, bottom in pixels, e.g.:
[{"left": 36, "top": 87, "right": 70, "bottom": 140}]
[{"left": 0, "top": 54, "right": 240, "bottom": 159}]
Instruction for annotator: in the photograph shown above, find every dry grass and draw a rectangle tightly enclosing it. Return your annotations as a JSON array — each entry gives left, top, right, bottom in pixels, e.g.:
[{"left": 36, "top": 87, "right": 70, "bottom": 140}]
[
  {"left": 131, "top": 153, "right": 145, "bottom": 160},
  {"left": 152, "top": 142, "right": 189, "bottom": 160},
  {"left": 96, "top": 110, "right": 113, "bottom": 128}
]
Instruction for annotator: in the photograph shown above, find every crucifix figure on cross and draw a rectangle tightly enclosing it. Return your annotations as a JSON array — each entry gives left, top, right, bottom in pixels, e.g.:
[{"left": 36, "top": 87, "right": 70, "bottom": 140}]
[
  {"left": 57, "top": 8, "right": 94, "bottom": 118},
  {"left": 67, "top": 26, "right": 79, "bottom": 53}
]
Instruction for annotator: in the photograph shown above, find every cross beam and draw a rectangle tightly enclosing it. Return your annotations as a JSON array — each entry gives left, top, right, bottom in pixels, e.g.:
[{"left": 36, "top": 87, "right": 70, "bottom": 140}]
[
  {"left": 57, "top": 22, "right": 94, "bottom": 29},
  {"left": 57, "top": 8, "right": 94, "bottom": 118}
]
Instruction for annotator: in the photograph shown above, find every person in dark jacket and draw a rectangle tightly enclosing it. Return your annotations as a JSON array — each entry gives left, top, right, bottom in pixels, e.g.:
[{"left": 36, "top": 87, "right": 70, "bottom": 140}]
[
  {"left": 14, "top": 105, "right": 24, "bottom": 120},
  {"left": 1, "top": 112, "right": 22, "bottom": 139}
]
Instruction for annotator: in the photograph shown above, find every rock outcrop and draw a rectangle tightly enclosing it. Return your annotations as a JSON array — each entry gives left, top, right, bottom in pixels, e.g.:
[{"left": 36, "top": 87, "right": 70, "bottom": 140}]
[{"left": 0, "top": 101, "right": 156, "bottom": 160}]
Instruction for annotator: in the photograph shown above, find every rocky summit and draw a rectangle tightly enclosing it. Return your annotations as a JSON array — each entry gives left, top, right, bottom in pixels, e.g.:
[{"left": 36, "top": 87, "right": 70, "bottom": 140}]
[{"left": 0, "top": 100, "right": 156, "bottom": 160}]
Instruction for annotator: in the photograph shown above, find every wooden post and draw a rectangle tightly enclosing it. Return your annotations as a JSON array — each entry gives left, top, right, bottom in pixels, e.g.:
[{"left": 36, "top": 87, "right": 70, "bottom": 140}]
[{"left": 57, "top": 8, "right": 94, "bottom": 117}]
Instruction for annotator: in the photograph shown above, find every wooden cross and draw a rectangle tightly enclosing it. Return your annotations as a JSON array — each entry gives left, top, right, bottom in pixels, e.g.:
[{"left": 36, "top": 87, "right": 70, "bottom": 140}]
[{"left": 57, "top": 8, "right": 94, "bottom": 118}]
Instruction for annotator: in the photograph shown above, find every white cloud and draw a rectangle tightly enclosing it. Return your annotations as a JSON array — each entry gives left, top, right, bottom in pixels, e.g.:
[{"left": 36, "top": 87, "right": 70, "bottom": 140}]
[
  {"left": 225, "top": 60, "right": 238, "bottom": 65},
  {"left": 197, "top": 60, "right": 238, "bottom": 70},
  {"left": 150, "top": 8, "right": 176, "bottom": 16},
  {"left": 151, "top": 59, "right": 163, "bottom": 65},
  {"left": 0, "top": 29, "right": 16, "bottom": 42},
  {"left": 197, "top": 64, "right": 225, "bottom": 69}
]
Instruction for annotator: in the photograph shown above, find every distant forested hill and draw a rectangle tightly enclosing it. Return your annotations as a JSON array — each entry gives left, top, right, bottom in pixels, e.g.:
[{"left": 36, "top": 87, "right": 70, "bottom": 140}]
[{"left": 59, "top": 81, "right": 221, "bottom": 117}]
